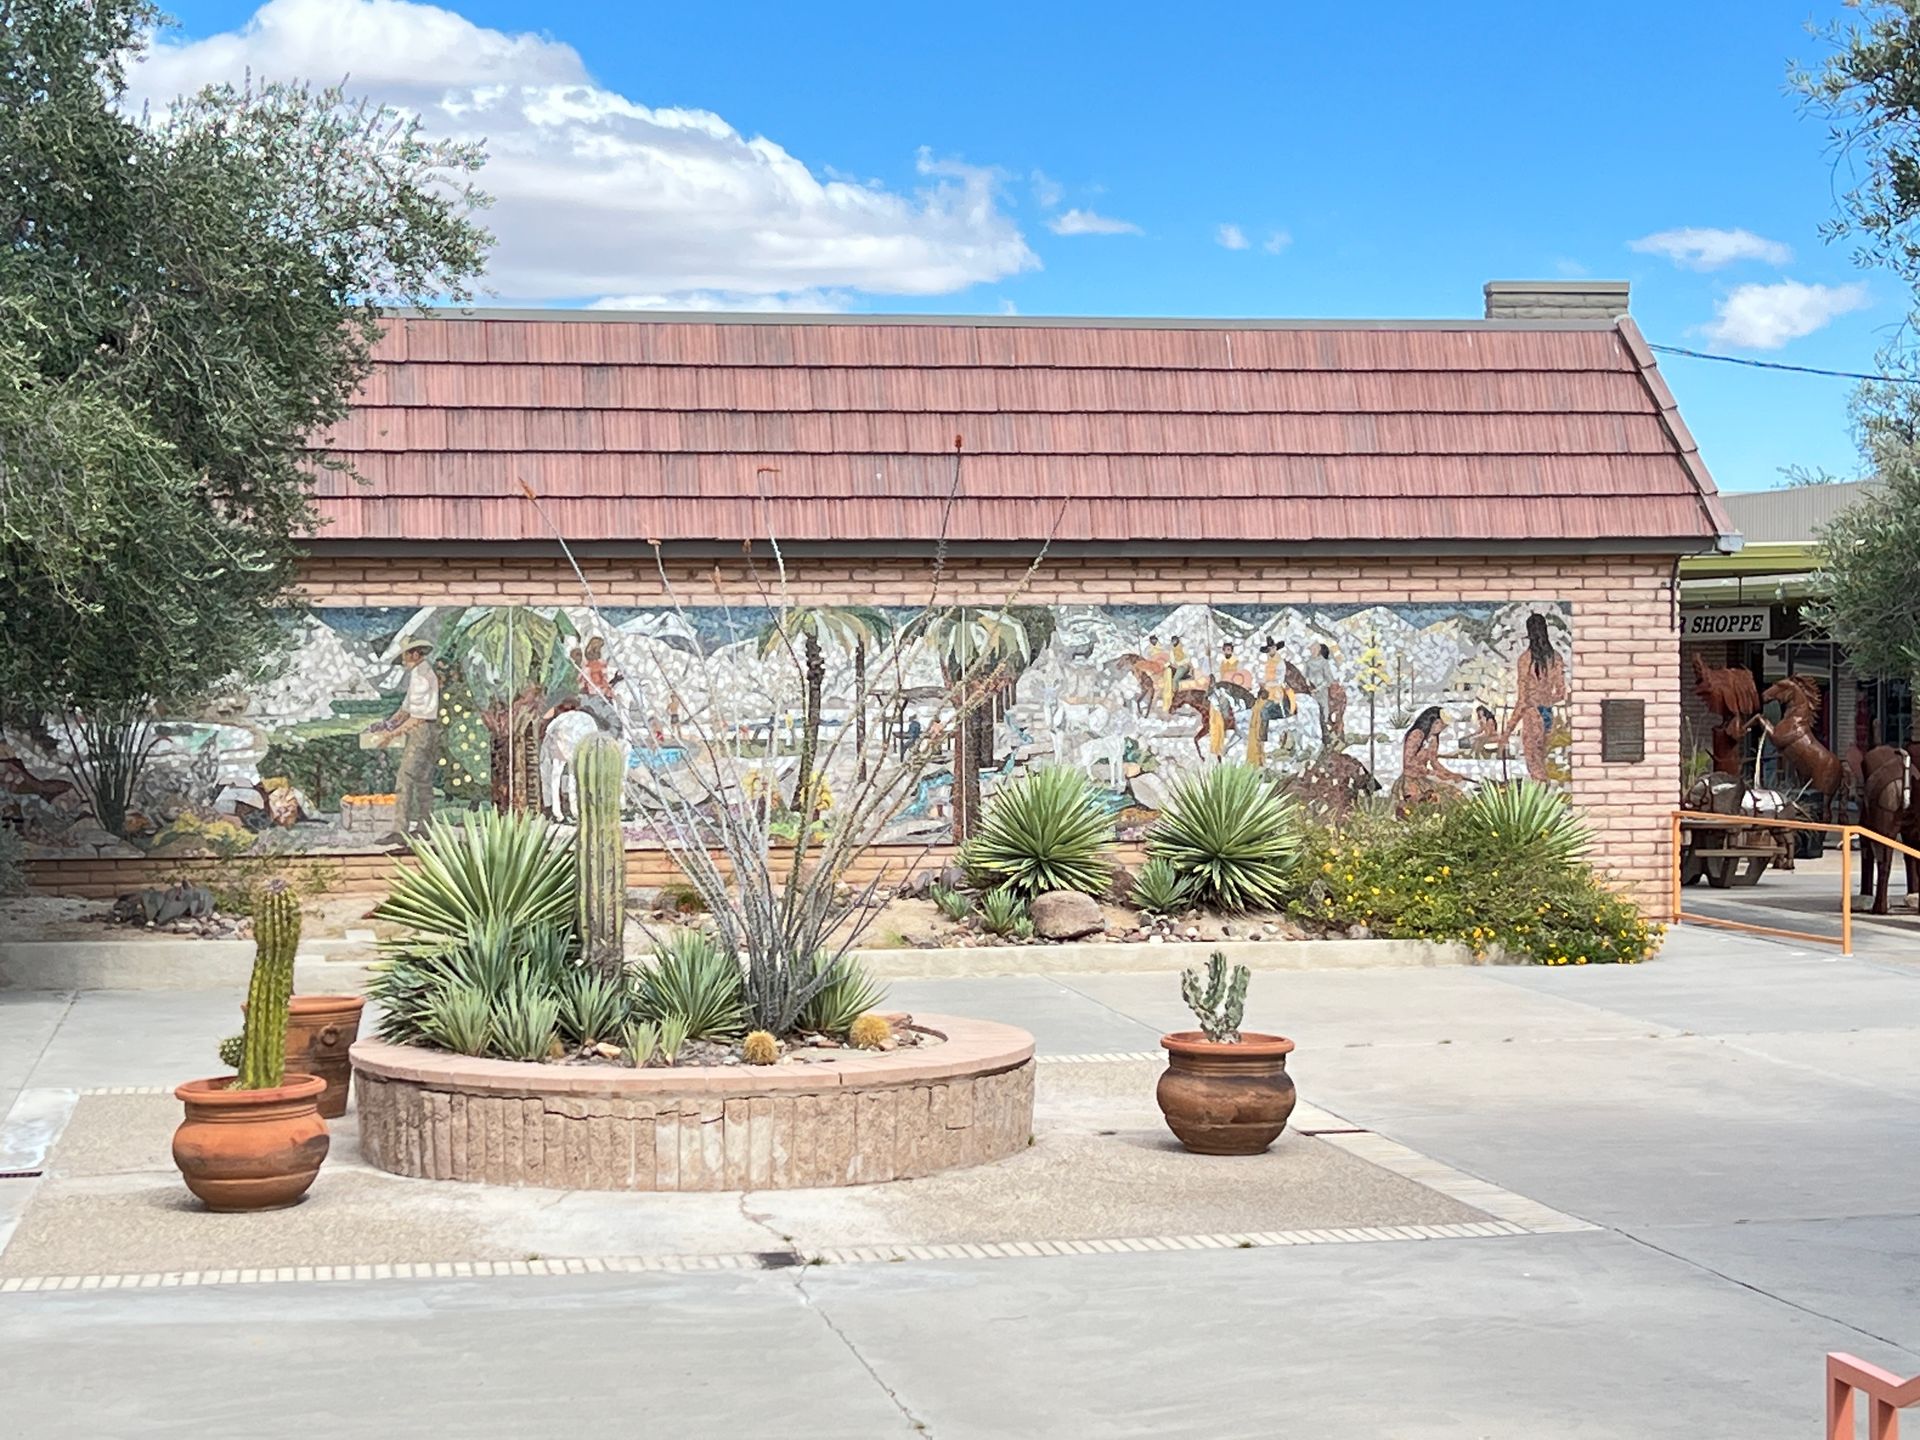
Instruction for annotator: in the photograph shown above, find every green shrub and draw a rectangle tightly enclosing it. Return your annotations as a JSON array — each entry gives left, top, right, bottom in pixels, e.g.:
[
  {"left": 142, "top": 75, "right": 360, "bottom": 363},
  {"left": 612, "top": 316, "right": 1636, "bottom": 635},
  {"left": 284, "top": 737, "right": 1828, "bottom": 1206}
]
[
  {"left": 1286, "top": 794, "right": 1660, "bottom": 966},
  {"left": 557, "top": 965, "right": 629, "bottom": 1048},
  {"left": 374, "top": 811, "right": 575, "bottom": 944},
  {"left": 1128, "top": 857, "right": 1195, "bottom": 916},
  {"left": 979, "top": 887, "right": 1030, "bottom": 936},
  {"left": 960, "top": 766, "right": 1115, "bottom": 897},
  {"left": 632, "top": 929, "right": 746, "bottom": 1039},
  {"left": 1148, "top": 763, "right": 1301, "bottom": 912},
  {"left": 930, "top": 882, "right": 972, "bottom": 922},
  {"left": 795, "top": 952, "right": 887, "bottom": 1034},
  {"left": 1463, "top": 781, "right": 1590, "bottom": 869}
]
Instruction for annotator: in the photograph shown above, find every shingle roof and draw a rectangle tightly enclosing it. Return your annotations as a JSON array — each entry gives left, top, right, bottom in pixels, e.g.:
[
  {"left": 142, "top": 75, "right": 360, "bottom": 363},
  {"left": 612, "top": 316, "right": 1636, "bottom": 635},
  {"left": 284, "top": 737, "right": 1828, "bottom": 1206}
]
[{"left": 311, "top": 309, "right": 1732, "bottom": 552}]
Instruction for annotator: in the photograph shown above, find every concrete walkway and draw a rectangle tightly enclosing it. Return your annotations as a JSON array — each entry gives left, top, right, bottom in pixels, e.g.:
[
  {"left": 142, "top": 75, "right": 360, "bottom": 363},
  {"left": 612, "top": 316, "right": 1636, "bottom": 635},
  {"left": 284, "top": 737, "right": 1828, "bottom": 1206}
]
[{"left": 3, "top": 925, "right": 1918, "bottom": 1437}]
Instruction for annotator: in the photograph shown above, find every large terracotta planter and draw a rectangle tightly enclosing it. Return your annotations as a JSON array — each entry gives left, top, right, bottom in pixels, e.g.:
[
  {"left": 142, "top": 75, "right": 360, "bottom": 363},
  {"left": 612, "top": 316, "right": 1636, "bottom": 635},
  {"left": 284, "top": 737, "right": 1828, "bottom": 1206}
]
[
  {"left": 172, "top": 1074, "right": 330, "bottom": 1212},
  {"left": 1156, "top": 1031, "right": 1298, "bottom": 1156},
  {"left": 283, "top": 997, "right": 365, "bottom": 1119}
]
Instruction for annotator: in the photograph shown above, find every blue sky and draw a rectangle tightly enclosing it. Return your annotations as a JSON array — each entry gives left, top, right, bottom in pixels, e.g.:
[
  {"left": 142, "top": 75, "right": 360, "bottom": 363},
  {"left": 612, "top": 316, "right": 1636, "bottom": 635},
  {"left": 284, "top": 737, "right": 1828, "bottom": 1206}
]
[{"left": 148, "top": 0, "right": 1881, "bottom": 492}]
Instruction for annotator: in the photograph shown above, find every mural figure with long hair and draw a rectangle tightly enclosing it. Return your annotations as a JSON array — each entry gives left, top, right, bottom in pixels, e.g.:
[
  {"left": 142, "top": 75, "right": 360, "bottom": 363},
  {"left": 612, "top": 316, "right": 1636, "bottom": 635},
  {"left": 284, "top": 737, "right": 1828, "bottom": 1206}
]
[
  {"left": 1394, "top": 705, "right": 1469, "bottom": 814},
  {"left": 1504, "top": 612, "right": 1569, "bottom": 780}
]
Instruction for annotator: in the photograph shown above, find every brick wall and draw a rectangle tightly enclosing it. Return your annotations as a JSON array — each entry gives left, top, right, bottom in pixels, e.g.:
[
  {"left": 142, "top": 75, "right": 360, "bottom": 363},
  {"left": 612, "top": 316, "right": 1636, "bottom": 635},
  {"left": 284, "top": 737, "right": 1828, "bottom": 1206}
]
[{"left": 27, "top": 550, "right": 1684, "bottom": 915}]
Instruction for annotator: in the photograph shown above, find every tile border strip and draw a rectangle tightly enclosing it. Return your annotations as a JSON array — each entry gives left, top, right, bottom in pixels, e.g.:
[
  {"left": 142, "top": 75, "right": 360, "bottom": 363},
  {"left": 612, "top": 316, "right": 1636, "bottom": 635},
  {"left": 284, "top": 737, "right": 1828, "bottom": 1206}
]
[{"left": 0, "top": 1220, "right": 1551, "bottom": 1294}]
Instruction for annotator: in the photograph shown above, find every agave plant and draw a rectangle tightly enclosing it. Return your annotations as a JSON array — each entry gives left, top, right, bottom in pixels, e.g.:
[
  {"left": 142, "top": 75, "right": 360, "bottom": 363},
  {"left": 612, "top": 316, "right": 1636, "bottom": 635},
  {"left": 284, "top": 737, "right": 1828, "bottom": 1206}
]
[
  {"left": 795, "top": 952, "right": 888, "bottom": 1034},
  {"left": 557, "top": 964, "right": 632, "bottom": 1048},
  {"left": 1464, "top": 781, "right": 1590, "bottom": 869},
  {"left": 1148, "top": 763, "right": 1302, "bottom": 913},
  {"left": 978, "top": 886, "right": 1030, "bottom": 936},
  {"left": 490, "top": 976, "right": 561, "bottom": 1061},
  {"left": 929, "top": 882, "right": 973, "bottom": 922},
  {"left": 1129, "top": 856, "right": 1196, "bottom": 916},
  {"left": 632, "top": 929, "right": 746, "bottom": 1039},
  {"left": 373, "top": 810, "right": 576, "bottom": 945},
  {"left": 419, "top": 982, "right": 493, "bottom": 1056},
  {"left": 960, "top": 765, "right": 1115, "bottom": 897}
]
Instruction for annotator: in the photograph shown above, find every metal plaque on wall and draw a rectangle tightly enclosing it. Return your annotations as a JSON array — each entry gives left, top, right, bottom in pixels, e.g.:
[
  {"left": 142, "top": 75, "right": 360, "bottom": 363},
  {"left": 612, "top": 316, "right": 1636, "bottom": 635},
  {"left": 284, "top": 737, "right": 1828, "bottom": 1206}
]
[{"left": 1601, "top": 699, "right": 1646, "bottom": 763}]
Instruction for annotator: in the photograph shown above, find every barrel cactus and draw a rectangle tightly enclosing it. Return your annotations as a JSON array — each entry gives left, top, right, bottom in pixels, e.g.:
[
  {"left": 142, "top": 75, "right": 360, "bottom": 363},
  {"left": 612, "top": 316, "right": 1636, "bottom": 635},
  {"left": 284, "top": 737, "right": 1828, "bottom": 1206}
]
[
  {"left": 573, "top": 732, "right": 627, "bottom": 975},
  {"left": 235, "top": 880, "right": 301, "bottom": 1089},
  {"left": 741, "top": 1030, "right": 779, "bottom": 1065}
]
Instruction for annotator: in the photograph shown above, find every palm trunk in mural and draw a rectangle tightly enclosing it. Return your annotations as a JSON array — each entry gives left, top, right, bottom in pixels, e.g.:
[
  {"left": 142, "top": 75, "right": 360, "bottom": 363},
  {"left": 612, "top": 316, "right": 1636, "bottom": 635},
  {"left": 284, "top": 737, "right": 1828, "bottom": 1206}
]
[
  {"left": 757, "top": 607, "right": 893, "bottom": 816},
  {"left": 915, "top": 608, "right": 1034, "bottom": 840},
  {"left": 441, "top": 607, "right": 576, "bottom": 815}
]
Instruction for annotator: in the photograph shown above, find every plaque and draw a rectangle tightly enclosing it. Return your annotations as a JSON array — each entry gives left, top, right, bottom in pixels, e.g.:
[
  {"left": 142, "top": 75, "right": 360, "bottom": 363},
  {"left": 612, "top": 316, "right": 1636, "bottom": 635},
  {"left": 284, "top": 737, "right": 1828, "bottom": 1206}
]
[{"left": 1601, "top": 699, "right": 1645, "bottom": 764}]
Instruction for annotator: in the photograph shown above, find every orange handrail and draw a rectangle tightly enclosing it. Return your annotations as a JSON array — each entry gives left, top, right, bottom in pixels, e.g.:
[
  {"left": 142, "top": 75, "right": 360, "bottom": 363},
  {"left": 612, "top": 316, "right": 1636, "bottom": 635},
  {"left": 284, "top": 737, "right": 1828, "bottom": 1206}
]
[
  {"left": 1828, "top": 1353, "right": 1920, "bottom": 1439},
  {"left": 1669, "top": 810, "right": 1920, "bottom": 958}
]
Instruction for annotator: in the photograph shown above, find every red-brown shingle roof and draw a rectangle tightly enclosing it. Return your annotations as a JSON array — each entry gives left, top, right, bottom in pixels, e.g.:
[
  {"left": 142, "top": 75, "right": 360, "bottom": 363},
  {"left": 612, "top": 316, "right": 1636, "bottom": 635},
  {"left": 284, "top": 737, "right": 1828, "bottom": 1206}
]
[{"left": 312, "top": 311, "right": 1731, "bottom": 551}]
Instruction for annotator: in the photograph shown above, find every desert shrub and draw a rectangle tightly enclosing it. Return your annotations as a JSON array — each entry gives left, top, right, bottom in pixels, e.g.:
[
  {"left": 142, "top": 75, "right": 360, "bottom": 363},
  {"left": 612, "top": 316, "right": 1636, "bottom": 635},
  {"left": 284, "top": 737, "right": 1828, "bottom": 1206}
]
[
  {"left": 960, "top": 765, "right": 1115, "bottom": 897},
  {"left": 1286, "top": 794, "right": 1659, "bottom": 965},
  {"left": 795, "top": 952, "right": 887, "bottom": 1034},
  {"left": 632, "top": 929, "right": 746, "bottom": 1039},
  {"left": 929, "top": 882, "right": 973, "bottom": 921},
  {"left": 373, "top": 811, "right": 574, "bottom": 943},
  {"left": 557, "top": 965, "right": 629, "bottom": 1047},
  {"left": 1128, "top": 856, "right": 1195, "bottom": 916},
  {"left": 147, "top": 813, "right": 335, "bottom": 914},
  {"left": 1147, "top": 763, "right": 1302, "bottom": 912},
  {"left": 979, "top": 886, "right": 1030, "bottom": 936}
]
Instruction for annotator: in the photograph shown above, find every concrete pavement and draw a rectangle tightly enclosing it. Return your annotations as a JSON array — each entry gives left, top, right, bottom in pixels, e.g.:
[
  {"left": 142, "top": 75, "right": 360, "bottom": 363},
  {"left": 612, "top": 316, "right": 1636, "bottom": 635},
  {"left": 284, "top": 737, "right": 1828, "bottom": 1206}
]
[{"left": 3, "top": 924, "right": 1918, "bottom": 1437}]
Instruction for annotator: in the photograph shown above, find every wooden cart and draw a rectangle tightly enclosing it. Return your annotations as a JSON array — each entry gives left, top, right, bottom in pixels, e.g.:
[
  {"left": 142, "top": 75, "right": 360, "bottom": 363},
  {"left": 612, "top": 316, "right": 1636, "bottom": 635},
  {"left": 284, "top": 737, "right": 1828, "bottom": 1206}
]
[{"left": 1680, "top": 772, "right": 1785, "bottom": 889}]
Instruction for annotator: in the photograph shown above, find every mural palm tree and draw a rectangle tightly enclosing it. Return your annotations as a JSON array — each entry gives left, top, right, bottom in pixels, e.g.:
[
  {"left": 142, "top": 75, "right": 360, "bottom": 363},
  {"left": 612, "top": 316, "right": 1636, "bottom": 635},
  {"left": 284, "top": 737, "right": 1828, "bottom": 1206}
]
[
  {"left": 757, "top": 606, "right": 893, "bottom": 812},
  {"left": 438, "top": 606, "right": 578, "bottom": 813},
  {"left": 911, "top": 607, "right": 1035, "bottom": 837}
]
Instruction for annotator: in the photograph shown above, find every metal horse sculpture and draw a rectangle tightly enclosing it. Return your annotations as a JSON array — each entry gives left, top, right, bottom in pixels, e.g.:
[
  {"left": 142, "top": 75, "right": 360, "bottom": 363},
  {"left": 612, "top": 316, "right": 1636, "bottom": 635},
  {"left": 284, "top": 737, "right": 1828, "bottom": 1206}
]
[
  {"left": 1854, "top": 744, "right": 1920, "bottom": 914},
  {"left": 1759, "top": 675, "right": 1846, "bottom": 803},
  {"left": 1690, "top": 654, "right": 1760, "bottom": 777}
]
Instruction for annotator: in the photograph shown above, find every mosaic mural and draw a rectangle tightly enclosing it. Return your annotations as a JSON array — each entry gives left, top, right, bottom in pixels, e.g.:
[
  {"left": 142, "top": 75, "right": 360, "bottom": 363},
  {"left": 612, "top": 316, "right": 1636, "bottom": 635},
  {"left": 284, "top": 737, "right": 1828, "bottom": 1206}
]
[{"left": 0, "top": 600, "right": 1572, "bottom": 859}]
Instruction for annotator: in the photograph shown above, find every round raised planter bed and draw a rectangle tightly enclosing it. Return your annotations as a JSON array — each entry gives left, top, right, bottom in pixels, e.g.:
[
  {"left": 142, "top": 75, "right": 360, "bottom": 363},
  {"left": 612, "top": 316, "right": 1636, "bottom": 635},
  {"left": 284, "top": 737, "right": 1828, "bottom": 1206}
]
[
  {"left": 1156, "top": 1031, "right": 1298, "bottom": 1156},
  {"left": 349, "top": 1014, "right": 1035, "bottom": 1191}
]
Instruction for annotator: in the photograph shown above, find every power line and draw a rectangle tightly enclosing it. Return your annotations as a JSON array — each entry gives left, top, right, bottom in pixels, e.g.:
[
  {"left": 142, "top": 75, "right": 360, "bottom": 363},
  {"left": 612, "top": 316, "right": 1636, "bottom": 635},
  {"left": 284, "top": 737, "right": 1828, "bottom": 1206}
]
[{"left": 1648, "top": 342, "right": 1920, "bottom": 385}]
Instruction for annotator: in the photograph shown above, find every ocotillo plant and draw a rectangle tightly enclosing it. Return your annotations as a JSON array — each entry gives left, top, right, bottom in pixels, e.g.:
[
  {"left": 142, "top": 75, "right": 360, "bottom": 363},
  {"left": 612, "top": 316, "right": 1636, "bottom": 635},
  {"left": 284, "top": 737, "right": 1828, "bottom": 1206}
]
[
  {"left": 1180, "top": 950, "right": 1250, "bottom": 1044},
  {"left": 234, "top": 879, "right": 300, "bottom": 1089},
  {"left": 573, "top": 731, "right": 627, "bottom": 976}
]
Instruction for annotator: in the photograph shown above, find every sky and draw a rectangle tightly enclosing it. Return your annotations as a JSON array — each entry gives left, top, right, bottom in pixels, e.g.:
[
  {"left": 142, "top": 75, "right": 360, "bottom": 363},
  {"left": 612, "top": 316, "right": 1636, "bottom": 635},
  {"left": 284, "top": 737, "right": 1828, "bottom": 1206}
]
[{"left": 136, "top": 0, "right": 1885, "bottom": 494}]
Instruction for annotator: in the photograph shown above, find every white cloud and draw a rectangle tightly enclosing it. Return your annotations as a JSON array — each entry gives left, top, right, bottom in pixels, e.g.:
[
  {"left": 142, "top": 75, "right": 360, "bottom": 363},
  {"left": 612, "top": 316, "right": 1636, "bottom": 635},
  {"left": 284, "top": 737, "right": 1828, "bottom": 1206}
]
[
  {"left": 586, "top": 290, "right": 852, "bottom": 313},
  {"left": 1262, "top": 229, "right": 1291, "bottom": 255},
  {"left": 1630, "top": 226, "right": 1793, "bottom": 271},
  {"left": 1554, "top": 257, "right": 1590, "bottom": 277},
  {"left": 1701, "top": 280, "right": 1870, "bottom": 350},
  {"left": 1216, "top": 223, "right": 1249, "bottom": 250},
  {"left": 1030, "top": 169, "right": 1063, "bottom": 209},
  {"left": 128, "top": 0, "right": 1038, "bottom": 305},
  {"left": 1048, "top": 208, "right": 1141, "bottom": 236}
]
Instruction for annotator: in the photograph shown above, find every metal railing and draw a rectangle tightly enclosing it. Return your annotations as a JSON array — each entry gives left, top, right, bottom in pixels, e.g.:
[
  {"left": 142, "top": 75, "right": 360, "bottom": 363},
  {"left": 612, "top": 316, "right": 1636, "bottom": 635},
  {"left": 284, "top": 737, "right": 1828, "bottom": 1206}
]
[
  {"left": 1669, "top": 810, "right": 1920, "bottom": 958},
  {"left": 1828, "top": 1352, "right": 1920, "bottom": 1438}
]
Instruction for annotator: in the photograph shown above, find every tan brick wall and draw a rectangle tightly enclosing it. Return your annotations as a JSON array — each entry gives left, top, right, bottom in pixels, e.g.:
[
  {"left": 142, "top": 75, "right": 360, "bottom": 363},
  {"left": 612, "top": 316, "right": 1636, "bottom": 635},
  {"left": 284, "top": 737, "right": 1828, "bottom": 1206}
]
[{"left": 28, "top": 551, "right": 1683, "bottom": 915}]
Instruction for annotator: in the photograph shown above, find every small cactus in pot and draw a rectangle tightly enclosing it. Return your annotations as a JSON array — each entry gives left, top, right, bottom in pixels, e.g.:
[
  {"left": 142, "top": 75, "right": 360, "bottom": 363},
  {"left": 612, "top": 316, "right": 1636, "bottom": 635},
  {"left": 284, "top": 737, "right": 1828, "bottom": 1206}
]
[
  {"left": 1156, "top": 949, "right": 1297, "bottom": 1156},
  {"left": 174, "top": 878, "right": 332, "bottom": 1212}
]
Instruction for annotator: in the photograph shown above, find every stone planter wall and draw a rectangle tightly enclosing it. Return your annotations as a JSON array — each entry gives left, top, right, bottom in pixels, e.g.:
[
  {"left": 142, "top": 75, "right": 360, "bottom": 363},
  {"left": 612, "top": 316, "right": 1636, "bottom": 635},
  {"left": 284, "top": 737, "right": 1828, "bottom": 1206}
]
[{"left": 350, "top": 1015, "right": 1034, "bottom": 1191}]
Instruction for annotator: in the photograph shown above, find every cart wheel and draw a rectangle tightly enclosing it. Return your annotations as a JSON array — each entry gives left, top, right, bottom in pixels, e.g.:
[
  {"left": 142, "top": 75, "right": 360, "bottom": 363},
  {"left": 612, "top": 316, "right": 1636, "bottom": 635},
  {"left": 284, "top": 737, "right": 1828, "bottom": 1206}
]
[
  {"left": 1705, "top": 855, "right": 1739, "bottom": 888},
  {"left": 1796, "top": 830, "right": 1826, "bottom": 861},
  {"left": 1735, "top": 857, "right": 1769, "bottom": 886}
]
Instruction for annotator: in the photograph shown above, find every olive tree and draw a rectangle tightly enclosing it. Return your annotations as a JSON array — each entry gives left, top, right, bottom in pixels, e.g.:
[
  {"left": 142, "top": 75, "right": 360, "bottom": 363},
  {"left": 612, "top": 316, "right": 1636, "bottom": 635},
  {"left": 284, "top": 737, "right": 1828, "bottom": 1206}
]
[{"left": 0, "top": 0, "right": 491, "bottom": 833}]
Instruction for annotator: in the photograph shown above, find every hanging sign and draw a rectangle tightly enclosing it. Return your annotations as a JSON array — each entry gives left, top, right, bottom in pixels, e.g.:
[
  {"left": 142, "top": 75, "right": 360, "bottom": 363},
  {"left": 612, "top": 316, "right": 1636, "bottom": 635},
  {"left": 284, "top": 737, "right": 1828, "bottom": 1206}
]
[{"left": 1680, "top": 606, "right": 1771, "bottom": 640}]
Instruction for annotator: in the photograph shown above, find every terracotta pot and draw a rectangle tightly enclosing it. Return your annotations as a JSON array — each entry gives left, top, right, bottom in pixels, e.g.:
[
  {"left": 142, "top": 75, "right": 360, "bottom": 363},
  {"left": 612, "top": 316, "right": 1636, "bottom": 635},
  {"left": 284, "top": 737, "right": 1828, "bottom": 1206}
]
[
  {"left": 172, "top": 1074, "right": 330, "bottom": 1212},
  {"left": 282, "top": 997, "right": 366, "bottom": 1119},
  {"left": 1156, "top": 1031, "right": 1298, "bottom": 1156}
]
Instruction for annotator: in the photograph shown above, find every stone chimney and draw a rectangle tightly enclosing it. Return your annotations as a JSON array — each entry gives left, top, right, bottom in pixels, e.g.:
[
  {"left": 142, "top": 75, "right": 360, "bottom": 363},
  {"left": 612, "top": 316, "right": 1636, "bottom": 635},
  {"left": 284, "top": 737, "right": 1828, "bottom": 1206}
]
[{"left": 1483, "top": 280, "right": 1630, "bottom": 321}]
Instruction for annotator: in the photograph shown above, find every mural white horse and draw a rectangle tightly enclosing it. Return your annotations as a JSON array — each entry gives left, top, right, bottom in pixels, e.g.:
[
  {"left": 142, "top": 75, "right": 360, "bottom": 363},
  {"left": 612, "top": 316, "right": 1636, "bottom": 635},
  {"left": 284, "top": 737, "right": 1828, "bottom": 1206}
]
[{"left": 541, "top": 710, "right": 630, "bottom": 820}]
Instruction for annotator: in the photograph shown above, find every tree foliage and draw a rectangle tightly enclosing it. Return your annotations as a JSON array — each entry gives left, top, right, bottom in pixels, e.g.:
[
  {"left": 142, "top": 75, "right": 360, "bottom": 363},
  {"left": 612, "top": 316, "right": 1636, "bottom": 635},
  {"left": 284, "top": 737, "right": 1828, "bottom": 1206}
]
[
  {"left": 1794, "top": 0, "right": 1920, "bottom": 293},
  {"left": 0, "top": 0, "right": 490, "bottom": 826},
  {"left": 1809, "top": 381, "right": 1920, "bottom": 682}
]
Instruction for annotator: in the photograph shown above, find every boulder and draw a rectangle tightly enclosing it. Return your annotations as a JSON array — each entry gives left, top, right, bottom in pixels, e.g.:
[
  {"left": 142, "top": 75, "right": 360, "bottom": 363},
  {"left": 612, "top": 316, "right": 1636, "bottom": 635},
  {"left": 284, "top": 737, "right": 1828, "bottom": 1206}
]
[
  {"left": 1031, "top": 890, "right": 1106, "bottom": 942},
  {"left": 1102, "top": 864, "right": 1136, "bottom": 905}
]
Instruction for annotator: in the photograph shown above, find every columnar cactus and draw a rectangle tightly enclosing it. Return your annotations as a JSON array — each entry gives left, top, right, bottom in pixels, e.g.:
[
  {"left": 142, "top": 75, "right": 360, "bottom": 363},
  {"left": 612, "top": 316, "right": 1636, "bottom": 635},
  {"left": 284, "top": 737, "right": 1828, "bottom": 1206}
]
[
  {"left": 574, "top": 732, "right": 627, "bottom": 976},
  {"left": 1180, "top": 950, "right": 1250, "bottom": 1044},
  {"left": 236, "top": 880, "right": 300, "bottom": 1089}
]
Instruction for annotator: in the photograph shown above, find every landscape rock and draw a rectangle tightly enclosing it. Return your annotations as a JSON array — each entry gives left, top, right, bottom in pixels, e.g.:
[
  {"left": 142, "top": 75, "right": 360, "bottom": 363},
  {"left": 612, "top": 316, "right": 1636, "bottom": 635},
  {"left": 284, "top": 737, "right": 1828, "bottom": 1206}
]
[
  {"left": 1102, "top": 864, "right": 1136, "bottom": 904},
  {"left": 1031, "top": 890, "right": 1106, "bottom": 941}
]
